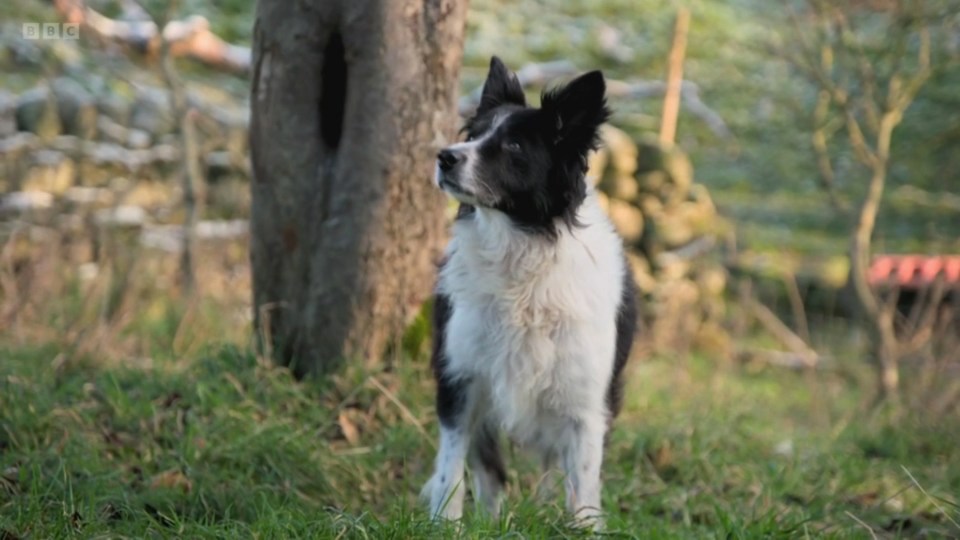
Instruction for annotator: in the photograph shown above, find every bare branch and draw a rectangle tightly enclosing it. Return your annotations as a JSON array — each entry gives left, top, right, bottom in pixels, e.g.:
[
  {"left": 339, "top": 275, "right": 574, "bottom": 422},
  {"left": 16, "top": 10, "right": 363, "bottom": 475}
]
[
  {"left": 839, "top": 109, "right": 878, "bottom": 167},
  {"left": 901, "top": 279, "right": 947, "bottom": 355},
  {"left": 609, "top": 79, "right": 734, "bottom": 140},
  {"left": 660, "top": 7, "right": 691, "bottom": 145},
  {"left": 458, "top": 60, "right": 579, "bottom": 113},
  {"left": 848, "top": 171, "right": 886, "bottom": 322},
  {"left": 832, "top": 6, "right": 881, "bottom": 134},
  {"left": 151, "top": 0, "right": 202, "bottom": 292},
  {"left": 747, "top": 297, "right": 818, "bottom": 367},
  {"left": 458, "top": 62, "right": 733, "bottom": 139},
  {"left": 779, "top": 17, "right": 879, "bottom": 167},
  {"left": 783, "top": 272, "right": 811, "bottom": 345},
  {"left": 786, "top": 3, "right": 824, "bottom": 80},
  {"left": 811, "top": 89, "right": 848, "bottom": 210},
  {"left": 896, "top": 26, "right": 932, "bottom": 110}
]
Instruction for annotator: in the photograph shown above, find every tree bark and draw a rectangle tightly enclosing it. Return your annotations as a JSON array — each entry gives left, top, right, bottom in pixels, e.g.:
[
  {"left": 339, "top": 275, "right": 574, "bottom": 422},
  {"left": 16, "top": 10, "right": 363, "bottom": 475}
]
[{"left": 249, "top": 0, "right": 468, "bottom": 376}]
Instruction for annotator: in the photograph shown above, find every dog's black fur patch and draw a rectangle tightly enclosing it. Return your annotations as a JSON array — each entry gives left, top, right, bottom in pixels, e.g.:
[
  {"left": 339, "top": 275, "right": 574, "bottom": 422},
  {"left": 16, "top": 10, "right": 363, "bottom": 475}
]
[
  {"left": 431, "top": 291, "right": 469, "bottom": 428},
  {"left": 459, "top": 57, "right": 611, "bottom": 239},
  {"left": 606, "top": 263, "right": 639, "bottom": 421},
  {"left": 470, "top": 422, "right": 508, "bottom": 488}
]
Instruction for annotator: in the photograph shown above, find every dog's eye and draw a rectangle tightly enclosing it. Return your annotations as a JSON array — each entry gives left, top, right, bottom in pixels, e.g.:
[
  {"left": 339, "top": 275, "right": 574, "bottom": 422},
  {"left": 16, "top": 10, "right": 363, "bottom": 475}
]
[
  {"left": 503, "top": 141, "right": 521, "bottom": 152},
  {"left": 465, "top": 133, "right": 476, "bottom": 142}
]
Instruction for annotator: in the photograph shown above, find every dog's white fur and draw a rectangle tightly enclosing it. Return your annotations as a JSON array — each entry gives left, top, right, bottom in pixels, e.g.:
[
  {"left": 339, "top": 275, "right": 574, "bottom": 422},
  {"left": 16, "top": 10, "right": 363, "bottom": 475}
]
[{"left": 423, "top": 189, "right": 626, "bottom": 527}]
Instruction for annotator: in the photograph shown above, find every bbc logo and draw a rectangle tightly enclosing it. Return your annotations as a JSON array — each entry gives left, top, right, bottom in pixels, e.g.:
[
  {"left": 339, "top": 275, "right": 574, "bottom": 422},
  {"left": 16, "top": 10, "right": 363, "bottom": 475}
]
[{"left": 22, "top": 23, "right": 80, "bottom": 40}]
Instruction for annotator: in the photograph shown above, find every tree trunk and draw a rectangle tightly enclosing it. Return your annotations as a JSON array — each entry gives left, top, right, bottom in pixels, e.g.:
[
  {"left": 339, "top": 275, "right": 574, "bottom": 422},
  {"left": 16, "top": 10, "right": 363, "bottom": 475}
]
[{"left": 249, "top": 0, "right": 468, "bottom": 376}]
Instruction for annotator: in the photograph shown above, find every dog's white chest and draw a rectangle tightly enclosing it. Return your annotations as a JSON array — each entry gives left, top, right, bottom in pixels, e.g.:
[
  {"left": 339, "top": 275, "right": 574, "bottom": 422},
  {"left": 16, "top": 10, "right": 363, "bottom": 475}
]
[
  {"left": 438, "top": 201, "right": 623, "bottom": 444},
  {"left": 444, "top": 293, "right": 565, "bottom": 440}
]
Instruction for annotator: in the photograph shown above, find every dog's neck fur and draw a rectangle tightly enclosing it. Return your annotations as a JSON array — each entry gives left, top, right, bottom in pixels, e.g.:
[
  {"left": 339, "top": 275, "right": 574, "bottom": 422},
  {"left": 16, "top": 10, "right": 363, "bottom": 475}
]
[
  {"left": 454, "top": 208, "right": 557, "bottom": 282},
  {"left": 449, "top": 186, "right": 597, "bottom": 277},
  {"left": 439, "top": 186, "right": 616, "bottom": 351}
]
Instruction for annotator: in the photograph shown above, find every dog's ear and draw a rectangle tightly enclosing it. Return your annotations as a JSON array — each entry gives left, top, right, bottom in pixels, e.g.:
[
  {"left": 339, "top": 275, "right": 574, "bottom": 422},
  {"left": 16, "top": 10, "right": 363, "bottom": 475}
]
[
  {"left": 478, "top": 56, "right": 526, "bottom": 113},
  {"left": 541, "top": 70, "right": 610, "bottom": 155}
]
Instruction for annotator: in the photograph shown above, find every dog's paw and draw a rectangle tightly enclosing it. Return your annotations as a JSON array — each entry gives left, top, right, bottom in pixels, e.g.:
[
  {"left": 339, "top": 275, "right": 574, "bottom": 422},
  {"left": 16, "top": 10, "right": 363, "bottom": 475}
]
[
  {"left": 571, "top": 506, "right": 605, "bottom": 532},
  {"left": 422, "top": 473, "right": 465, "bottom": 521}
]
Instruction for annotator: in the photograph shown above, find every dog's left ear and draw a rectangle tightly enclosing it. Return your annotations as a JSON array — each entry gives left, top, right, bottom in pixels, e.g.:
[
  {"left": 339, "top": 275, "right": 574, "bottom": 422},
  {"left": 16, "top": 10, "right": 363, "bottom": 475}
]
[
  {"left": 478, "top": 56, "right": 526, "bottom": 114},
  {"left": 541, "top": 71, "right": 610, "bottom": 154}
]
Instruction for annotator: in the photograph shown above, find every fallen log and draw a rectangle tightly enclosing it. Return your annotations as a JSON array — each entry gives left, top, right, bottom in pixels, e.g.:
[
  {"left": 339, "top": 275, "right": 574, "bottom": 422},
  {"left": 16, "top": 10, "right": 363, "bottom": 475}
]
[
  {"left": 737, "top": 348, "right": 830, "bottom": 371},
  {"left": 53, "top": 0, "right": 251, "bottom": 75}
]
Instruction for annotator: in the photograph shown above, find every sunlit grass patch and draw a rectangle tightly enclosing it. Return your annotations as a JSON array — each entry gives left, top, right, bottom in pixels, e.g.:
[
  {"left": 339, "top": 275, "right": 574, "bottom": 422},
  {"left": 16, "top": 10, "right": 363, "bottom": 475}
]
[{"left": 2, "top": 345, "right": 958, "bottom": 537}]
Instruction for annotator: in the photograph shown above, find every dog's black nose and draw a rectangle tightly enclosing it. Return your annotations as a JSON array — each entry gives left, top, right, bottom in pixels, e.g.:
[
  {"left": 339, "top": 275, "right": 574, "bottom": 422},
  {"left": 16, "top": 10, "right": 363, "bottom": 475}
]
[{"left": 437, "top": 149, "right": 461, "bottom": 172}]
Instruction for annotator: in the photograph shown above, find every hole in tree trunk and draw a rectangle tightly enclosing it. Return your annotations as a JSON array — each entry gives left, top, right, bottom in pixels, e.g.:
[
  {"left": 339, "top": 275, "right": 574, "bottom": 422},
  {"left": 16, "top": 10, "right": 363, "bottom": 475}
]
[{"left": 320, "top": 32, "right": 347, "bottom": 149}]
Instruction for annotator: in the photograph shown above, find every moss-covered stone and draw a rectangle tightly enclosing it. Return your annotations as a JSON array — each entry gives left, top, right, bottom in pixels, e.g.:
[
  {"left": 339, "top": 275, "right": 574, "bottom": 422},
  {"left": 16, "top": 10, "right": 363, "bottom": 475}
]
[
  {"left": 51, "top": 77, "right": 97, "bottom": 139},
  {"left": 22, "top": 149, "right": 75, "bottom": 194},
  {"left": 16, "top": 86, "right": 62, "bottom": 140},
  {"left": 0, "top": 90, "right": 16, "bottom": 137},
  {"left": 607, "top": 198, "right": 644, "bottom": 243}
]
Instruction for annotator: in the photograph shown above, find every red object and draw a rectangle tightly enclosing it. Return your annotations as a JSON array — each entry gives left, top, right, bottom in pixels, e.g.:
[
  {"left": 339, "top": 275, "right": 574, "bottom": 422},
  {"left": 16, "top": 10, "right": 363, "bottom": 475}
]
[
  {"left": 868, "top": 255, "right": 960, "bottom": 289},
  {"left": 945, "top": 258, "right": 960, "bottom": 282}
]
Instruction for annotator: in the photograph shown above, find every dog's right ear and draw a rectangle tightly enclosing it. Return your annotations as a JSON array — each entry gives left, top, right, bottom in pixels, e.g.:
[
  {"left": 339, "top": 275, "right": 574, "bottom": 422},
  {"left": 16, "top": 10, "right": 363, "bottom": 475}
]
[
  {"left": 478, "top": 56, "right": 526, "bottom": 114},
  {"left": 540, "top": 70, "right": 609, "bottom": 156}
]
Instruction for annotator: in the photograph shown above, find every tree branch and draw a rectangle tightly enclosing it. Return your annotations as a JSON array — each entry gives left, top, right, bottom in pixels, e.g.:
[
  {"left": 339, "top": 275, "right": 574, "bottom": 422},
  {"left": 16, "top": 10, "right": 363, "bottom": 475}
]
[
  {"left": 811, "top": 89, "right": 848, "bottom": 211},
  {"left": 660, "top": 7, "right": 690, "bottom": 145},
  {"left": 747, "top": 297, "right": 819, "bottom": 367},
  {"left": 458, "top": 62, "right": 733, "bottom": 139},
  {"left": 832, "top": 6, "right": 881, "bottom": 135}
]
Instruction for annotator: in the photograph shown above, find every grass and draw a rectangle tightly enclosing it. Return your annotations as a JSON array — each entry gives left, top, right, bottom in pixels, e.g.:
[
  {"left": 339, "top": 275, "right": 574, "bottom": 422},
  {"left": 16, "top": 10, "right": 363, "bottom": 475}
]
[{"left": 2, "top": 344, "right": 959, "bottom": 538}]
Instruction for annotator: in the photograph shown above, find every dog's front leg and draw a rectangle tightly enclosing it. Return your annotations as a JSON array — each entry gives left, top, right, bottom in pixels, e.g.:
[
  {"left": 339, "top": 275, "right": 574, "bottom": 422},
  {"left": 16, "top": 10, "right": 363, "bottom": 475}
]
[
  {"left": 423, "top": 371, "right": 473, "bottom": 520},
  {"left": 468, "top": 421, "right": 506, "bottom": 518},
  {"left": 425, "top": 423, "right": 470, "bottom": 520},
  {"left": 561, "top": 417, "right": 606, "bottom": 529}
]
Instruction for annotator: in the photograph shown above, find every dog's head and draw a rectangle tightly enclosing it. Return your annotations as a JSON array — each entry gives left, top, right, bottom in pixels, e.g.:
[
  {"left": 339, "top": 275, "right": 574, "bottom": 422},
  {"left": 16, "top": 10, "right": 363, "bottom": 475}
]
[{"left": 435, "top": 56, "right": 609, "bottom": 236}]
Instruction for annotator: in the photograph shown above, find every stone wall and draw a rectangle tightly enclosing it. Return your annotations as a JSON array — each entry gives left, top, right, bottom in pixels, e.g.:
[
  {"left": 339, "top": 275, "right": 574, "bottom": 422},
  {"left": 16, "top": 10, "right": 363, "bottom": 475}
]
[
  {"left": 589, "top": 126, "right": 733, "bottom": 357},
  {"left": 1, "top": 70, "right": 733, "bottom": 357}
]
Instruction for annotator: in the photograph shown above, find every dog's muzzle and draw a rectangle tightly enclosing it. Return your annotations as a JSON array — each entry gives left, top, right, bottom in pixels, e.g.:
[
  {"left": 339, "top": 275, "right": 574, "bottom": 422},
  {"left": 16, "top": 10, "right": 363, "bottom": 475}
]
[
  {"left": 437, "top": 148, "right": 463, "bottom": 172},
  {"left": 436, "top": 148, "right": 468, "bottom": 193}
]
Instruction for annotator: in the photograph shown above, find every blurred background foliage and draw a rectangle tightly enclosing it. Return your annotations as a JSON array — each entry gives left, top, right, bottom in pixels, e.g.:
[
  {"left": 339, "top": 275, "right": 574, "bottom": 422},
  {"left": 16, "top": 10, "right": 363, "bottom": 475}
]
[
  {"left": 0, "top": 0, "right": 959, "bottom": 536},
  {"left": 2, "top": 0, "right": 957, "bottom": 253}
]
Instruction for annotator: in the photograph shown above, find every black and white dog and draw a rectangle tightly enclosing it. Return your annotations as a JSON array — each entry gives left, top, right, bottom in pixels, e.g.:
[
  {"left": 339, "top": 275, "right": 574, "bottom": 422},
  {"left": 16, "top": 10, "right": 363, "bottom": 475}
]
[{"left": 423, "top": 57, "right": 638, "bottom": 527}]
